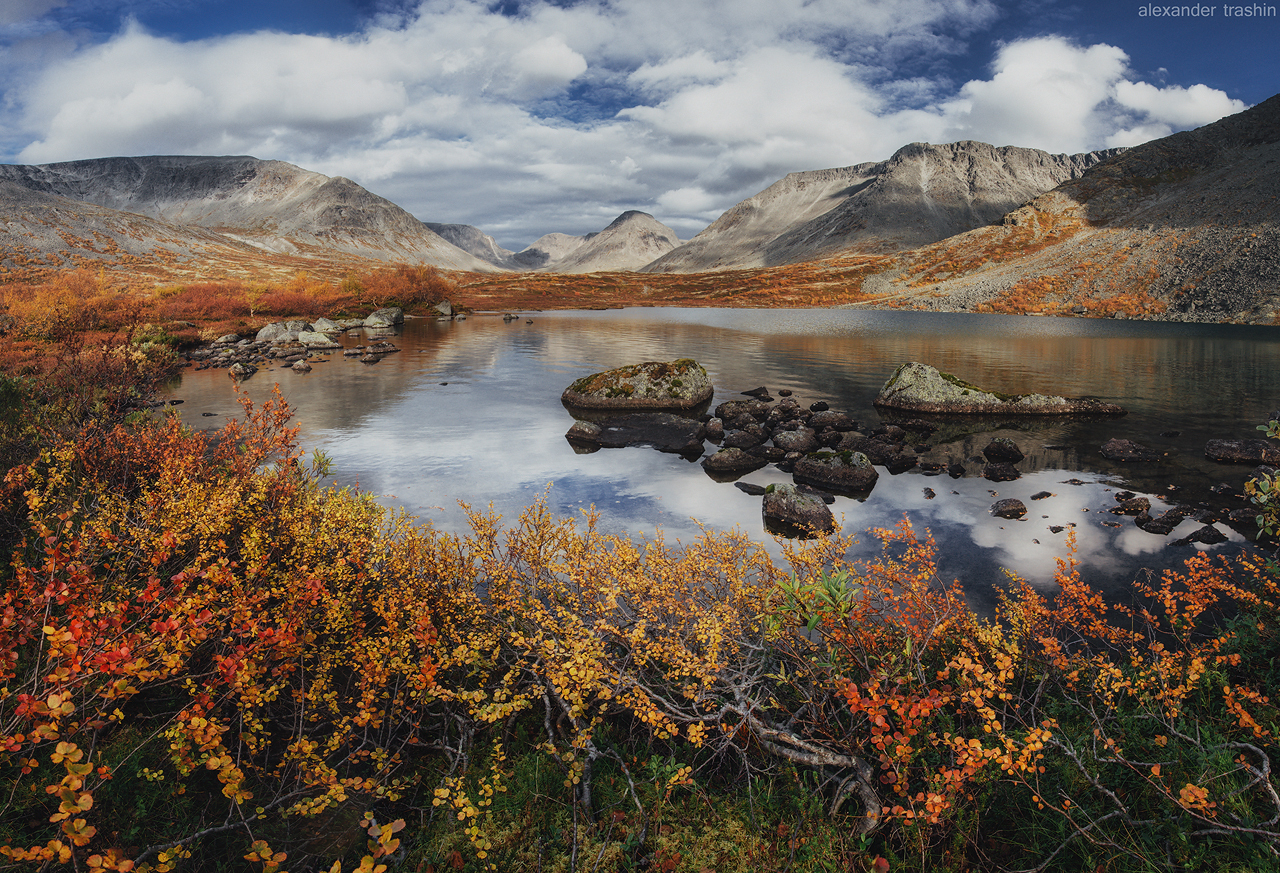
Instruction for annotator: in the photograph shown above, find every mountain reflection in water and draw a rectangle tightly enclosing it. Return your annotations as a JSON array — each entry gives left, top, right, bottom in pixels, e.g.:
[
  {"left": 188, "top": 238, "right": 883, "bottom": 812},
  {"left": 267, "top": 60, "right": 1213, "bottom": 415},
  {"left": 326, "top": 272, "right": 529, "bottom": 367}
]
[{"left": 165, "top": 308, "right": 1280, "bottom": 613}]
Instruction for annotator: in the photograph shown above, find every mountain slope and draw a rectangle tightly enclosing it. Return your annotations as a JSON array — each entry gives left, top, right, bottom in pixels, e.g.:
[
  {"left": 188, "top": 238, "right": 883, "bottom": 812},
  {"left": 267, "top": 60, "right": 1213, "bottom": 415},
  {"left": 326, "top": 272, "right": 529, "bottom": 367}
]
[
  {"left": 0, "top": 155, "right": 493, "bottom": 271},
  {"left": 644, "top": 142, "right": 1121, "bottom": 273},
  {"left": 867, "top": 94, "right": 1280, "bottom": 322}
]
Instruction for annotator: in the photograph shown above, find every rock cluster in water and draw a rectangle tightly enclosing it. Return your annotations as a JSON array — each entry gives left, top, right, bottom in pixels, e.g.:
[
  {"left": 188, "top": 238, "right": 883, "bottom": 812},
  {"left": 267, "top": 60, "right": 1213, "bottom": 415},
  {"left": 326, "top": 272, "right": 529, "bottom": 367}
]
[{"left": 179, "top": 306, "right": 415, "bottom": 376}]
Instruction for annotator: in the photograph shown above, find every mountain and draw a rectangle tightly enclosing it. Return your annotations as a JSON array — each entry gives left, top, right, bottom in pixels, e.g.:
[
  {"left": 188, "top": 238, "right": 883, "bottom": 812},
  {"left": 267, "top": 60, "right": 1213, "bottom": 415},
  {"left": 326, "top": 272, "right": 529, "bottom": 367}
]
[
  {"left": 0, "top": 155, "right": 493, "bottom": 273},
  {"left": 429, "top": 213, "right": 680, "bottom": 272},
  {"left": 643, "top": 142, "right": 1122, "bottom": 273},
  {"left": 549, "top": 211, "right": 680, "bottom": 273},
  {"left": 881, "top": 94, "right": 1280, "bottom": 322}
]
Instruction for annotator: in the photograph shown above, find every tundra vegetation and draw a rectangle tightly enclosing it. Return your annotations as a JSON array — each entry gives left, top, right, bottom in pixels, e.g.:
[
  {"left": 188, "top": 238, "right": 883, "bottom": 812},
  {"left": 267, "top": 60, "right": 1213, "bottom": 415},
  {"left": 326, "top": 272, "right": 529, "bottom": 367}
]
[{"left": 1, "top": 268, "right": 1280, "bottom": 872}]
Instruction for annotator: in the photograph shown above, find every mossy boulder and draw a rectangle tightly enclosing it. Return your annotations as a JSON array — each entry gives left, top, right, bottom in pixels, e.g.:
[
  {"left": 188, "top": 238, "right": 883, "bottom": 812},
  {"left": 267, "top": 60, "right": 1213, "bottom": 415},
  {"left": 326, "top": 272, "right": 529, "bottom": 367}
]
[
  {"left": 793, "top": 450, "right": 878, "bottom": 495},
  {"left": 874, "top": 362, "right": 1125, "bottom": 416},
  {"left": 762, "top": 483, "right": 836, "bottom": 538},
  {"left": 562, "top": 359, "right": 713, "bottom": 410}
]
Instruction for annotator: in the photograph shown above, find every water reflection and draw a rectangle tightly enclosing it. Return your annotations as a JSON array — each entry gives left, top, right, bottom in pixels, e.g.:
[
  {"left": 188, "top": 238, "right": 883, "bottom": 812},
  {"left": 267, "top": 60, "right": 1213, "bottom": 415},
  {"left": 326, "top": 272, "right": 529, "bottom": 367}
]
[{"left": 166, "top": 309, "right": 1277, "bottom": 611}]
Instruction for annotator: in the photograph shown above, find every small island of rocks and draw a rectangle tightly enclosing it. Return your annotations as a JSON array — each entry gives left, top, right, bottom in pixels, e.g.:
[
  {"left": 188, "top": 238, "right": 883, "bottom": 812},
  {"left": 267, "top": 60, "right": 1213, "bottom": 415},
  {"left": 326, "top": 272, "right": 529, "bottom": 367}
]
[{"left": 874, "top": 362, "right": 1126, "bottom": 416}]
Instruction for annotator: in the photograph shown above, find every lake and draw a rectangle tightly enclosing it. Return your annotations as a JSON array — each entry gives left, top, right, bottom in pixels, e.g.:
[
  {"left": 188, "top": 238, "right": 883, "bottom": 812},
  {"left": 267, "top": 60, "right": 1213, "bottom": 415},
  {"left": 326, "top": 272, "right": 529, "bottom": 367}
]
[{"left": 165, "top": 308, "right": 1280, "bottom": 612}]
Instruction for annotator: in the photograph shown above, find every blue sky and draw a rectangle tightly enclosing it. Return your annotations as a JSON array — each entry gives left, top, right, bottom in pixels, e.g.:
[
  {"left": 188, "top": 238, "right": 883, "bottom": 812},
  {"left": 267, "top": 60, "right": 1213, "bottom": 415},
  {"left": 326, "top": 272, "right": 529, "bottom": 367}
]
[{"left": 1, "top": 0, "right": 1274, "bottom": 248}]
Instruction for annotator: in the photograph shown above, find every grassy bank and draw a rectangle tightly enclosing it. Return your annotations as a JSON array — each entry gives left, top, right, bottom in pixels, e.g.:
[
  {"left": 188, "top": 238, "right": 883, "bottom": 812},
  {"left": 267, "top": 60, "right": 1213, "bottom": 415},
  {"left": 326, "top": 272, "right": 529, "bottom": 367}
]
[{"left": 2, "top": 287, "right": 1280, "bottom": 872}]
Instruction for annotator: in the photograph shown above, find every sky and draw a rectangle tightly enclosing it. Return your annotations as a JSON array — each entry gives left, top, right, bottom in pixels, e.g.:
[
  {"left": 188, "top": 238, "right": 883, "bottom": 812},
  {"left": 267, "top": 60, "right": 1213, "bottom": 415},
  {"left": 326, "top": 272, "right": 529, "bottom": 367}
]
[{"left": 0, "top": 0, "right": 1275, "bottom": 250}]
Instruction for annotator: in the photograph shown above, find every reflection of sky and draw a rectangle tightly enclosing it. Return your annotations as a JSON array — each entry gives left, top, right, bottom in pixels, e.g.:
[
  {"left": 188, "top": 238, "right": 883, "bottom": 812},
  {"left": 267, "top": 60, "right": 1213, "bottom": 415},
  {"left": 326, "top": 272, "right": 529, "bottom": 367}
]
[{"left": 168, "top": 310, "right": 1268, "bottom": 613}]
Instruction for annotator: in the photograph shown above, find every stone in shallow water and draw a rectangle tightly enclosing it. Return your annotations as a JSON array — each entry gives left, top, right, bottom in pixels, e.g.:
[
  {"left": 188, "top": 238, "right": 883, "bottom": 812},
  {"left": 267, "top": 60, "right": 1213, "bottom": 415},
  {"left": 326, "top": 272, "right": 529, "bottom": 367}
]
[
  {"left": 991, "top": 499, "right": 1027, "bottom": 519},
  {"left": 763, "top": 483, "right": 836, "bottom": 538},
  {"left": 875, "top": 361, "right": 1126, "bottom": 415},
  {"left": 1101, "top": 438, "right": 1160, "bottom": 462},
  {"left": 793, "top": 451, "right": 878, "bottom": 495},
  {"left": 701, "top": 447, "right": 769, "bottom": 479}
]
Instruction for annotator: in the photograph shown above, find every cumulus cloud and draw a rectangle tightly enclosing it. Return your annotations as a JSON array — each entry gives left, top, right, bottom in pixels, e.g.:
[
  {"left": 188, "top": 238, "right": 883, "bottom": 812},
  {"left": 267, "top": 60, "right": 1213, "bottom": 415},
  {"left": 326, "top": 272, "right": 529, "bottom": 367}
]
[{"left": 0, "top": 0, "right": 1250, "bottom": 248}]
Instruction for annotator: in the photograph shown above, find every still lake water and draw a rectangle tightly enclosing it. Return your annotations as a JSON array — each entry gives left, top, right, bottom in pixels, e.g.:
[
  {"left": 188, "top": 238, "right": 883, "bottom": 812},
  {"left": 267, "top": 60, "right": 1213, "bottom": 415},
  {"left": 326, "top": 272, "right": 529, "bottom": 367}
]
[{"left": 166, "top": 308, "right": 1280, "bottom": 612}]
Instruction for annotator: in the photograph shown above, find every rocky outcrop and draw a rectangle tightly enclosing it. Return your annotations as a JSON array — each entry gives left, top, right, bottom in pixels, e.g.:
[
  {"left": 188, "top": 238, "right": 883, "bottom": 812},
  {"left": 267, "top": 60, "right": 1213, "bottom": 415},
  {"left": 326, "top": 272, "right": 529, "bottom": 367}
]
[
  {"left": 562, "top": 360, "right": 713, "bottom": 410},
  {"left": 874, "top": 362, "right": 1126, "bottom": 416}
]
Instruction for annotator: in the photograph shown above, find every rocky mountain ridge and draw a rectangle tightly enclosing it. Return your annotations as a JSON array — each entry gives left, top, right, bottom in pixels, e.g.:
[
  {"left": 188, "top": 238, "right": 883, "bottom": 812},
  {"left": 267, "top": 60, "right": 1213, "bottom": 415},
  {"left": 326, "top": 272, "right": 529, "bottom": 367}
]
[
  {"left": 0, "top": 155, "right": 494, "bottom": 274},
  {"left": 643, "top": 141, "right": 1124, "bottom": 273}
]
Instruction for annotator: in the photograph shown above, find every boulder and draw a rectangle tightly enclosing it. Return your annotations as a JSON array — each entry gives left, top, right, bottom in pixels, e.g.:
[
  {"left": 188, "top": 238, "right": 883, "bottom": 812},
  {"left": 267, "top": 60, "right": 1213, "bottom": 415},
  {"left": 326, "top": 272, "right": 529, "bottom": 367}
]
[
  {"left": 1111, "top": 497, "right": 1151, "bottom": 515},
  {"left": 772, "top": 428, "right": 820, "bottom": 454},
  {"left": 763, "top": 483, "right": 837, "bottom": 537},
  {"left": 793, "top": 451, "right": 879, "bottom": 495},
  {"left": 1101, "top": 438, "right": 1160, "bottom": 462},
  {"left": 723, "top": 426, "right": 768, "bottom": 450},
  {"left": 991, "top": 499, "right": 1027, "bottom": 519},
  {"left": 562, "top": 359, "right": 713, "bottom": 410},
  {"left": 715, "top": 399, "right": 772, "bottom": 421},
  {"left": 1205, "top": 439, "right": 1280, "bottom": 465},
  {"left": 255, "top": 322, "right": 289, "bottom": 343},
  {"left": 874, "top": 362, "right": 1126, "bottom": 415},
  {"left": 564, "top": 413, "right": 706, "bottom": 456},
  {"left": 284, "top": 320, "right": 311, "bottom": 332},
  {"left": 434, "top": 300, "right": 454, "bottom": 317},
  {"left": 701, "top": 448, "right": 769, "bottom": 478},
  {"left": 364, "top": 307, "right": 404, "bottom": 329},
  {"left": 312, "top": 317, "right": 343, "bottom": 333},
  {"left": 808, "top": 410, "right": 856, "bottom": 431},
  {"left": 297, "top": 331, "right": 341, "bottom": 349},
  {"left": 228, "top": 362, "right": 257, "bottom": 380},
  {"left": 214, "top": 333, "right": 240, "bottom": 344},
  {"left": 291, "top": 360, "right": 312, "bottom": 373}
]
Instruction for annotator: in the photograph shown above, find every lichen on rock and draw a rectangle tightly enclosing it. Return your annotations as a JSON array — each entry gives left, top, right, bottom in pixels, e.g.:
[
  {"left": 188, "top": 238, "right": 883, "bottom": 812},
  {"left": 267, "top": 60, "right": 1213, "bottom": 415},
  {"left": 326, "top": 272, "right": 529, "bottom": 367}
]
[
  {"left": 874, "top": 362, "right": 1125, "bottom": 416},
  {"left": 562, "top": 359, "right": 713, "bottom": 410}
]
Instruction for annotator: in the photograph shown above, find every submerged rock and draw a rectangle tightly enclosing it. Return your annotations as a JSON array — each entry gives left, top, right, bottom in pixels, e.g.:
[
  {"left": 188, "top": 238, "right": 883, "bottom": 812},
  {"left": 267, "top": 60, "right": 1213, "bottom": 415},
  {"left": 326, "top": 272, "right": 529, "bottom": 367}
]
[
  {"left": 1101, "top": 438, "right": 1160, "bottom": 462},
  {"left": 874, "top": 362, "right": 1126, "bottom": 416},
  {"left": 563, "top": 359, "right": 713, "bottom": 410},
  {"left": 1205, "top": 439, "right": 1280, "bottom": 465},
  {"left": 991, "top": 499, "right": 1027, "bottom": 519}
]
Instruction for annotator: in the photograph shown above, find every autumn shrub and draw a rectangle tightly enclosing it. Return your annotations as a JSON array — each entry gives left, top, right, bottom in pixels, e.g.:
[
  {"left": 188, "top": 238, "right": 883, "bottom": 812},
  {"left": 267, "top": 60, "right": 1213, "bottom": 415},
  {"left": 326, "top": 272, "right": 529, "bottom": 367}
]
[
  {"left": 355, "top": 264, "right": 456, "bottom": 309},
  {"left": 2, "top": 390, "right": 1280, "bottom": 872},
  {"left": 154, "top": 282, "right": 252, "bottom": 322}
]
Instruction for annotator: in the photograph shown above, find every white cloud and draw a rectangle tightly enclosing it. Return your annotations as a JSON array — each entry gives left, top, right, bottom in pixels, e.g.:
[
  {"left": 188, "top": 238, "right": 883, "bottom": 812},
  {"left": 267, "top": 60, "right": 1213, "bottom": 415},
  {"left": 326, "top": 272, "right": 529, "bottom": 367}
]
[
  {"left": 0, "top": 0, "right": 67, "bottom": 28},
  {"left": 0, "top": 1, "right": 1250, "bottom": 248},
  {"left": 1113, "top": 80, "right": 1246, "bottom": 129},
  {"left": 939, "top": 37, "right": 1246, "bottom": 154}
]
